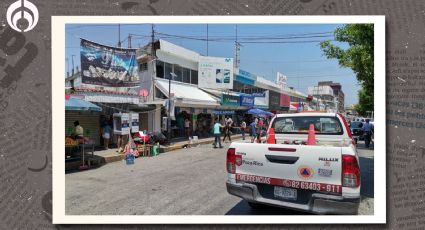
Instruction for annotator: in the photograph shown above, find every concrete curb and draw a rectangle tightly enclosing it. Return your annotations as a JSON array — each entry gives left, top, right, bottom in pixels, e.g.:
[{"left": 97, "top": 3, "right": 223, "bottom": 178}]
[
  {"left": 103, "top": 154, "right": 126, "bottom": 163},
  {"left": 160, "top": 135, "right": 243, "bottom": 153},
  {"left": 65, "top": 135, "right": 245, "bottom": 170}
]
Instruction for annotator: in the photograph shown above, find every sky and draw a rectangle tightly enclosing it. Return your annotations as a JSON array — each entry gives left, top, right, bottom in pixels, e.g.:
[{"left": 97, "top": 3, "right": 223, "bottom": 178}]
[{"left": 65, "top": 23, "right": 361, "bottom": 106}]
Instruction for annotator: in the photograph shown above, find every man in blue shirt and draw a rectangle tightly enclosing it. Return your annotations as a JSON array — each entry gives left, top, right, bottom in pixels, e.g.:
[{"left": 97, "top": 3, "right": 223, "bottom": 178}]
[
  {"left": 362, "top": 119, "right": 374, "bottom": 148},
  {"left": 213, "top": 118, "right": 223, "bottom": 148},
  {"left": 250, "top": 120, "right": 257, "bottom": 143}
]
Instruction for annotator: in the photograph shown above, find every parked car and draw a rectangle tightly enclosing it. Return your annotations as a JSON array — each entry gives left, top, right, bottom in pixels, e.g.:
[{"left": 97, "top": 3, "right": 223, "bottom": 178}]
[{"left": 226, "top": 112, "right": 360, "bottom": 214}]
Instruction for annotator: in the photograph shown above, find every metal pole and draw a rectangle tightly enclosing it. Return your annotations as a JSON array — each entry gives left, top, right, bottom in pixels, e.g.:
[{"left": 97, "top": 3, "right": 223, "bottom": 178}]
[
  {"left": 151, "top": 24, "right": 156, "bottom": 101},
  {"left": 168, "top": 76, "right": 171, "bottom": 142},
  {"left": 128, "top": 34, "right": 132, "bottom": 48},
  {"left": 66, "top": 58, "right": 69, "bottom": 77},
  {"left": 118, "top": 24, "right": 121, "bottom": 47},
  {"left": 71, "top": 55, "right": 75, "bottom": 75},
  {"left": 206, "top": 24, "right": 209, "bottom": 55}
]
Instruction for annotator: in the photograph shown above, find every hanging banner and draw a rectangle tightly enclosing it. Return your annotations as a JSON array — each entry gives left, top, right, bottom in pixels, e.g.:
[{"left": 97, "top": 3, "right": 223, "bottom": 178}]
[
  {"left": 80, "top": 39, "right": 139, "bottom": 87},
  {"left": 198, "top": 56, "right": 234, "bottom": 89},
  {"left": 164, "top": 99, "right": 175, "bottom": 120}
]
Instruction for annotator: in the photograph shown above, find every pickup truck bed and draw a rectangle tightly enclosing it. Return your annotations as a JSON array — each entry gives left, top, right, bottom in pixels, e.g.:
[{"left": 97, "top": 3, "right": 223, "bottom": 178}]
[{"left": 226, "top": 113, "right": 361, "bottom": 214}]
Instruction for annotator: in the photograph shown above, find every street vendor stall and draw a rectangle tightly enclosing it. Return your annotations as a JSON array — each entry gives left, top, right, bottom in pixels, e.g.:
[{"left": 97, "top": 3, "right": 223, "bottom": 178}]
[{"left": 65, "top": 95, "right": 102, "bottom": 170}]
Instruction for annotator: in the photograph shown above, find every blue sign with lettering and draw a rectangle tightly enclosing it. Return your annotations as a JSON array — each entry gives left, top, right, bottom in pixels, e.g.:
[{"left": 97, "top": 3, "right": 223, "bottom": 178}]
[
  {"left": 252, "top": 92, "right": 266, "bottom": 97},
  {"left": 221, "top": 94, "right": 240, "bottom": 107},
  {"left": 240, "top": 95, "right": 254, "bottom": 107},
  {"left": 213, "top": 110, "right": 235, "bottom": 115}
]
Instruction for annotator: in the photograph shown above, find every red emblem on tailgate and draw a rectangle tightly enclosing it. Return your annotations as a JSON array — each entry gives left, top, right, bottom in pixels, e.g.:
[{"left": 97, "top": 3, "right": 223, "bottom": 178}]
[{"left": 297, "top": 166, "right": 314, "bottom": 180}]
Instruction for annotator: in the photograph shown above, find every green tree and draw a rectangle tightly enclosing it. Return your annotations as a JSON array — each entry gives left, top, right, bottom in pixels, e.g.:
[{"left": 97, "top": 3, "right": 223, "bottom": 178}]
[
  {"left": 320, "top": 24, "right": 374, "bottom": 115},
  {"left": 354, "top": 88, "right": 373, "bottom": 116}
]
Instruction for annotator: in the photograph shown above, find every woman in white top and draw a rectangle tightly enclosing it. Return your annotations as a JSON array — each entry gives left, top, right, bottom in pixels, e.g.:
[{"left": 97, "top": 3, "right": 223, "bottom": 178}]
[
  {"left": 185, "top": 118, "right": 191, "bottom": 138},
  {"left": 240, "top": 120, "right": 247, "bottom": 140}
]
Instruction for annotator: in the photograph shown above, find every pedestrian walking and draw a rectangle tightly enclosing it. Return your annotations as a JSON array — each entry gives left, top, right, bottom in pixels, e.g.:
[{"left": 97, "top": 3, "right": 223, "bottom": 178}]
[
  {"left": 185, "top": 118, "right": 191, "bottom": 138},
  {"left": 362, "top": 119, "right": 374, "bottom": 148},
  {"left": 213, "top": 118, "right": 223, "bottom": 148},
  {"left": 250, "top": 120, "right": 257, "bottom": 143},
  {"left": 256, "top": 119, "right": 263, "bottom": 143},
  {"left": 222, "top": 121, "right": 232, "bottom": 142},
  {"left": 240, "top": 120, "right": 247, "bottom": 140},
  {"left": 101, "top": 121, "right": 111, "bottom": 150}
]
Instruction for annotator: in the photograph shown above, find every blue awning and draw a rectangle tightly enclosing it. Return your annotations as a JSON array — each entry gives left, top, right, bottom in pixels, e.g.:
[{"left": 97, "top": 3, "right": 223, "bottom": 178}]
[
  {"left": 65, "top": 97, "right": 102, "bottom": 112},
  {"left": 247, "top": 108, "right": 274, "bottom": 116}
]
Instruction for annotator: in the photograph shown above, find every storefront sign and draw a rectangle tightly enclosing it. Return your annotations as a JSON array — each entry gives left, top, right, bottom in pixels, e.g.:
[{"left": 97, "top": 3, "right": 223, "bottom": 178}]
[
  {"left": 221, "top": 94, "right": 240, "bottom": 107},
  {"left": 198, "top": 56, "right": 234, "bottom": 89},
  {"left": 280, "top": 93, "right": 291, "bottom": 108},
  {"left": 269, "top": 91, "right": 281, "bottom": 110},
  {"left": 236, "top": 69, "right": 256, "bottom": 86},
  {"left": 254, "top": 90, "right": 269, "bottom": 109},
  {"left": 240, "top": 95, "right": 254, "bottom": 107},
  {"left": 276, "top": 72, "right": 287, "bottom": 90},
  {"left": 213, "top": 110, "right": 235, "bottom": 115},
  {"left": 252, "top": 92, "right": 266, "bottom": 97}
]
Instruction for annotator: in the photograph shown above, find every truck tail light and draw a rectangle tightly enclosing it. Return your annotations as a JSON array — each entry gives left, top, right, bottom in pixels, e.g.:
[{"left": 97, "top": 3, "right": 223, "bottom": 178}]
[
  {"left": 226, "top": 148, "right": 238, "bottom": 174},
  {"left": 342, "top": 154, "right": 361, "bottom": 188}
]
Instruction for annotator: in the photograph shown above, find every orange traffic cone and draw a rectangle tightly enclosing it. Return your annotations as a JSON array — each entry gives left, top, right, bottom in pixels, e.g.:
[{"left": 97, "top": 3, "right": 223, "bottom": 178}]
[
  {"left": 267, "top": 128, "right": 276, "bottom": 144},
  {"left": 307, "top": 124, "right": 316, "bottom": 145}
]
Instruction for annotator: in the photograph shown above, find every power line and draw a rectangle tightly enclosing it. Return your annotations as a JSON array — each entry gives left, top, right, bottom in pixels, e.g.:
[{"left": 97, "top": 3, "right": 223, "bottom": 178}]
[
  {"left": 286, "top": 74, "right": 355, "bottom": 78},
  {"left": 154, "top": 31, "right": 333, "bottom": 42},
  {"left": 239, "top": 40, "right": 333, "bottom": 44},
  {"left": 242, "top": 59, "right": 335, "bottom": 63}
]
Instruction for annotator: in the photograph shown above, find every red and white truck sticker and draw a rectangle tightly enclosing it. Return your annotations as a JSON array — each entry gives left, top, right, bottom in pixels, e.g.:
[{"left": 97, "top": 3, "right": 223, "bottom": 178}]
[{"left": 236, "top": 173, "right": 342, "bottom": 194}]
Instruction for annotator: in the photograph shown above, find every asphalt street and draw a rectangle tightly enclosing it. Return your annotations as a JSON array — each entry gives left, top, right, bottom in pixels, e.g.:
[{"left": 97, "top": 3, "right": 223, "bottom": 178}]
[{"left": 65, "top": 140, "right": 374, "bottom": 215}]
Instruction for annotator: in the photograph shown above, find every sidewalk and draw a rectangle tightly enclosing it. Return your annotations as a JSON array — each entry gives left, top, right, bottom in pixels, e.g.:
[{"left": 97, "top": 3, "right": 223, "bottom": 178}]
[{"left": 66, "top": 134, "right": 244, "bottom": 170}]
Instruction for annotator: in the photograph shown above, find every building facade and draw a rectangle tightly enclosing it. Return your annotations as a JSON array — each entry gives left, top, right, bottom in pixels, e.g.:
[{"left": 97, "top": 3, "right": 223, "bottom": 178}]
[
  {"left": 66, "top": 39, "right": 324, "bottom": 145},
  {"left": 318, "top": 81, "right": 345, "bottom": 112}
]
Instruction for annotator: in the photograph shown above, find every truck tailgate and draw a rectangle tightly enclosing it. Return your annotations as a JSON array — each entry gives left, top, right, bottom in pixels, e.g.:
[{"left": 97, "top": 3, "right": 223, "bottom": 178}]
[{"left": 234, "top": 143, "right": 342, "bottom": 194}]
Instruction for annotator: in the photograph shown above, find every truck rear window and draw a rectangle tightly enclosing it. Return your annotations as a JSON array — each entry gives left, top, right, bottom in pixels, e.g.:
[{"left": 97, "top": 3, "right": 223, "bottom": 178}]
[{"left": 271, "top": 116, "right": 343, "bottom": 135}]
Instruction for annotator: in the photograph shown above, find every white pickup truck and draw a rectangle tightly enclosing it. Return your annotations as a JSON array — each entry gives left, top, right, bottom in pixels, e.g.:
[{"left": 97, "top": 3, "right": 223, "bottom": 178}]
[{"left": 226, "top": 113, "right": 360, "bottom": 214}]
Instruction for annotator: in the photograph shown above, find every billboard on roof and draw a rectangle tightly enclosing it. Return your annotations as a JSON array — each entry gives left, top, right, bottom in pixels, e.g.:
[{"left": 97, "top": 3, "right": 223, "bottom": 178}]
[
  {"left": 80, "top": 39, "right": 139, "bottom": 87},
  {"left": 198, "top": 56, "right": 234, "bottom": 89}
]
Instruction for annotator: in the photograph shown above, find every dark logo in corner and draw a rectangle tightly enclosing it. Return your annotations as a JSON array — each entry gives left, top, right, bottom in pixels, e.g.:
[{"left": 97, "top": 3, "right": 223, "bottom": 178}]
[{"left": 7, "top": 0, "right": 39, "bottom": 32}]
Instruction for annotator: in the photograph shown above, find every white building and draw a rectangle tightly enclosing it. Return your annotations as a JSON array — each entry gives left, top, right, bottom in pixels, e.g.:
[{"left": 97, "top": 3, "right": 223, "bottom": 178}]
[{"left": 308, "top": 85, "right": 338, "bottom": 112}]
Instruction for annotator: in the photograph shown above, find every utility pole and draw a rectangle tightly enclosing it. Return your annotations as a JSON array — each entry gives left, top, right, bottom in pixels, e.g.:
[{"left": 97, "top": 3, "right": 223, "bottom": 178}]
[
  {"left": 234, "top": 25, "right": 241, "bottom": 69},
  {"left": 128, "top": 34, "right": 132, "bottom": 48},
  {"left": 151, "top": 24, "right": 155, "bottom": 57},
  {"left": 206, "top": 24, "right": 209, "bottom": 55},
  {"left": 151, "top": 24, "right": 156, "bottom": 101},
  {"left": 71, "top": 55, "right": 75, "bottom": 76},
  {"left": 118, "top": 24, "right": 121, "bottom": 47},
  {"left": 66, "top": 57, "right": 69, "bottom": 78}
]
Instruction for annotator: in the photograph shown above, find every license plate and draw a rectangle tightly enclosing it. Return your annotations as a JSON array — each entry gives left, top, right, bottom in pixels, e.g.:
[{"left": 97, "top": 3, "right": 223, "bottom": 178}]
[{"left": 274, "top": 186, "right": 297, "bottom": 200}]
